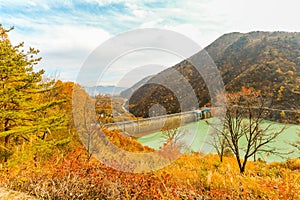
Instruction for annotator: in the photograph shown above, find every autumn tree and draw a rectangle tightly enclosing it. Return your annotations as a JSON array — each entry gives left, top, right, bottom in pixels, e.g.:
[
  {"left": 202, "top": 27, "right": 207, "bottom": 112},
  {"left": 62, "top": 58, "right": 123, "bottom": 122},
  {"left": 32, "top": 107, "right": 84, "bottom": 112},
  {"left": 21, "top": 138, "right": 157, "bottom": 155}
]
[
  {"left": 160, "top": 118, "right": 186, "bottom": 156},
  {"left": 207, "top": 126, "right": 228, "bottom": 162},
  {"left": 0, "top": 25, "right": 67, "bottom": 163},
  {"left": 210, "top": 87, "right": 285, "bottom": 173},
  {"left": 72, "top": 84, "right": 101, "bottom": 162}
]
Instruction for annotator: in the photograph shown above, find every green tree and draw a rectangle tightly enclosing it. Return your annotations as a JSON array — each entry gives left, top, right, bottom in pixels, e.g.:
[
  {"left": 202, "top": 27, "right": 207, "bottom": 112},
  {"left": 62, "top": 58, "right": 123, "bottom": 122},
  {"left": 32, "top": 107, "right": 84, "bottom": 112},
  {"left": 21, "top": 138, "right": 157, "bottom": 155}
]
[{"left": 0, "top": 25, "right": 67, "bottom": 163}]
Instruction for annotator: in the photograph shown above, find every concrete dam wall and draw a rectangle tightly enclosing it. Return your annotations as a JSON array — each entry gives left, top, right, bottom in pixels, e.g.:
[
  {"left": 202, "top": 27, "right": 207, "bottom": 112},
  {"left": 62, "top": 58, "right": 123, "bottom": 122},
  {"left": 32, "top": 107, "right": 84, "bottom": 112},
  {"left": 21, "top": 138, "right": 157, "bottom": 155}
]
[{"left": 104, "top": 110, "right": 211, "bottom": 138}]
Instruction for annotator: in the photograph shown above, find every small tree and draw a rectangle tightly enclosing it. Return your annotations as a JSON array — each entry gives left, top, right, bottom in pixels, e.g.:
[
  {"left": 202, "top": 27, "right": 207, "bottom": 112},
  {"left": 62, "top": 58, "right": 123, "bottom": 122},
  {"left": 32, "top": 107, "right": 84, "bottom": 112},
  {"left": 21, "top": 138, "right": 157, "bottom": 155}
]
[
  {"left": 162, "top": 118, "right": 185, "bottom": 145},
  {"left": 207, "top": 124, "right": 228, "bottom": 162},
  {"left": 72, "top": 85, "right": 100, "bottom": 162},
  {"left": 210, "top": 87, "right": 285, "bottom": 173},
  {"left": 160, "top": 118, "right": 186, "bottom": 159},
  {"left": 291, "top": 131, "right": 300, "bottom": 155}
]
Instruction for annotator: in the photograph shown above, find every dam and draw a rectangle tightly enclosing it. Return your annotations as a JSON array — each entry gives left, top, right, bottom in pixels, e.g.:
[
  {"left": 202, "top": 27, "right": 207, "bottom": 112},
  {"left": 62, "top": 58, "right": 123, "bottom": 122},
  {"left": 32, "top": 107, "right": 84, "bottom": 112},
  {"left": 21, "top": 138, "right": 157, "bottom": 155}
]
[{"left": 103, "top": 108, "right": 212, "bottom": 138}]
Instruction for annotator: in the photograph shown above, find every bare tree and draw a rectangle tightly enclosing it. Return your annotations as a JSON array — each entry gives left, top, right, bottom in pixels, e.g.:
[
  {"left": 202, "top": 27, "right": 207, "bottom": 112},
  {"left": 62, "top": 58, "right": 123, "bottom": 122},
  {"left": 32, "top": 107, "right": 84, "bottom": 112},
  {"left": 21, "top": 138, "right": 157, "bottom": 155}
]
[
  {"left": 75, "top": 93, "right": 101, "bottom": 162},
  {"left": 207, "top": 124, "right": 228, "bottom": 162},
  {"left": 209, "top": 88, "right": 285, "bottom": 173},
  {"left": 161, "top": 118, "right": 185, "bottom": 151},
  {"left": 290, "top": 131, "right": 300, "bottom": 155}
]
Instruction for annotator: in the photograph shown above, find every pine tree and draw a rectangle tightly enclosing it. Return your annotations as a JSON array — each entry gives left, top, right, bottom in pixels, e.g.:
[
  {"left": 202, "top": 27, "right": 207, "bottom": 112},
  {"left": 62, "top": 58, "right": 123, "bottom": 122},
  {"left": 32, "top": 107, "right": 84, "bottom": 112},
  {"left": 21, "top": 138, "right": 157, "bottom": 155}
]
[{"left": 0, "top": 25, "right": 67, "bottom": 162}]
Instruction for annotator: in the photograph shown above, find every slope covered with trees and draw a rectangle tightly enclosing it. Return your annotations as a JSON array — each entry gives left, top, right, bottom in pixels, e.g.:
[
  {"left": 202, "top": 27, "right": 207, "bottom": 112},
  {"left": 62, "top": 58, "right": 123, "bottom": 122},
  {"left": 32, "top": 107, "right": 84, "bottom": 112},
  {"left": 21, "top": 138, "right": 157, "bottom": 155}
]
[{"left": 128, "top": 31, "right": 300, "bottom": 123}]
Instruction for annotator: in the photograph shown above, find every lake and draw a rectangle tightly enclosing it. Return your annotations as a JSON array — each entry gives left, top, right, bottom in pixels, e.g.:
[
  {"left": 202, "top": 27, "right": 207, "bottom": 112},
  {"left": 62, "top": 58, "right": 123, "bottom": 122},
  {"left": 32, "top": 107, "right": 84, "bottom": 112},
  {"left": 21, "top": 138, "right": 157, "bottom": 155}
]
[{"left": 137, "top": 119, "right": 300, "bottom": 162}]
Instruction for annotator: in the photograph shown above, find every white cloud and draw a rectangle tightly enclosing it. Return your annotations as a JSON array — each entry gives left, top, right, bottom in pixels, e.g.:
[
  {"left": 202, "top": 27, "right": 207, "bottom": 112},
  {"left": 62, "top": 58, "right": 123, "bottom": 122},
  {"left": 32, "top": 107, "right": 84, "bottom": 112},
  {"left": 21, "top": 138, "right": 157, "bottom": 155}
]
[
  {"left": 139, "top": 19, "right": 163, "bottom": 29},
  {"left": 3, "top": 0, "right": 300, "bottom": 85},
  {"left": 124, "top": 2, "right": 148, "bottom": 19},
  {"left": 9, "top": 24, "right": 111, "bottom": 82},
  {"left": 233, "top": 0, "right": 300, "bottom": 32},
  {"left": 99, "top": 49, "right": 183, "bottom": 87},
  {"left": 81, "top": 0, "right": 124, "bottom": 6},
  {"left": 163, "top": 24, "right": 219, "bottom": 48}
]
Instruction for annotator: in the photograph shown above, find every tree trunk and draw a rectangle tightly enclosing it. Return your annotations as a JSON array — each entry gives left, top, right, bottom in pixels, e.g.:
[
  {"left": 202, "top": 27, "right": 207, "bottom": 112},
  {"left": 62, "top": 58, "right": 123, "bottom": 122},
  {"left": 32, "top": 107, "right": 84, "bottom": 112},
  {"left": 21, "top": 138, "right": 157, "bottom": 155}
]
[
  {"left": 220, "top": 149, "right": 224, "bottom": 162},
  {"left": 4, "top": 120, "right": 10, "bottom": 162},
  {"left": 240, "top": 165, "right": 246, "bottom": 174},
  {"left": 235, "top": 154, "right": 244, "bottom": 174}
]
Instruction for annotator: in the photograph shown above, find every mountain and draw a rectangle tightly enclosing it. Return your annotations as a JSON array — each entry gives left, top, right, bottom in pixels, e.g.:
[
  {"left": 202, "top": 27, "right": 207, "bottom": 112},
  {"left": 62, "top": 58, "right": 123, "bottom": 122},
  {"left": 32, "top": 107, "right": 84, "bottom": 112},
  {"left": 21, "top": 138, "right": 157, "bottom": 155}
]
[
  {"left": 128, "top": 31, "right": 300, "bottom": 122},
  {"left": 84, "top": 85, "right": 127, "bottom": 96},
  {"left": 120, "top": 75, "right": 154, "bottom": 98}
]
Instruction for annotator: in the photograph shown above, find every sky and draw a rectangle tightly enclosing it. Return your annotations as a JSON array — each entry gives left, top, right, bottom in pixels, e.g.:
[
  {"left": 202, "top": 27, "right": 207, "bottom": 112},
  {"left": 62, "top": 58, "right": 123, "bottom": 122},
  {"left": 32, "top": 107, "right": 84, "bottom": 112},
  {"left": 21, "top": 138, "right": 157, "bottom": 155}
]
[{"left": 1, "top": 0, "right": 300, "bottom": 87}]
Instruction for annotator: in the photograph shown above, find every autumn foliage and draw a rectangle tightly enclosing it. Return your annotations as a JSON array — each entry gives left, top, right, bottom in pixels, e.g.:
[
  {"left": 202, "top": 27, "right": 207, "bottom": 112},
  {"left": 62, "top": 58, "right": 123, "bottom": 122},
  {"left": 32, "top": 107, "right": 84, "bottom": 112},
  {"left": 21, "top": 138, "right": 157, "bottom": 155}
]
[
  {"left": 1, "top": 25, "right": 300, "bottom": 199},
  {"left": 1, "top": 145, "right": 300, "bottom": 199}
]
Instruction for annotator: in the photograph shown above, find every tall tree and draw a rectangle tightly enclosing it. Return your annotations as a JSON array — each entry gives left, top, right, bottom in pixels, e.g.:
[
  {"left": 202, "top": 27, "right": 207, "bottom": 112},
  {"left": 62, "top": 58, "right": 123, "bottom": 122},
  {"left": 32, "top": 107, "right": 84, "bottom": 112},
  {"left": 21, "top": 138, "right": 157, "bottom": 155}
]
[
  {"left": 209, "top": 87, "right": 285, "bottom": 173},
  {"left": 0, "top": 25, "right": 67, "bottom": 162}
]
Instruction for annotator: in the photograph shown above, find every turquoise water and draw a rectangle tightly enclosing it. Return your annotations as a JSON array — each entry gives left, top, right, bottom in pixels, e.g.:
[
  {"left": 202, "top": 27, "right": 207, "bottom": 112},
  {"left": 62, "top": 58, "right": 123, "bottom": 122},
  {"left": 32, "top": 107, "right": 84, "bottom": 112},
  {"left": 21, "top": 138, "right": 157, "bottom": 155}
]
[
  {"left": 137, "top": 119, "right": 300, "bottom": 162},
  {"left": 137, "top": 119, "right": 212, "bottom": 152}
]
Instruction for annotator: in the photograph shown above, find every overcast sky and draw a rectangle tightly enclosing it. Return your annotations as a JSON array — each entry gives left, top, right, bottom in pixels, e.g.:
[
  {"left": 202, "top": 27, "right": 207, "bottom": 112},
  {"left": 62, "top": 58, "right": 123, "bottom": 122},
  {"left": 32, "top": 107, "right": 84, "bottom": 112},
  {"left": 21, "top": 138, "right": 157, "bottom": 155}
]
[{"left": 1, "top": 0, "right": 299, "bottom": 87}]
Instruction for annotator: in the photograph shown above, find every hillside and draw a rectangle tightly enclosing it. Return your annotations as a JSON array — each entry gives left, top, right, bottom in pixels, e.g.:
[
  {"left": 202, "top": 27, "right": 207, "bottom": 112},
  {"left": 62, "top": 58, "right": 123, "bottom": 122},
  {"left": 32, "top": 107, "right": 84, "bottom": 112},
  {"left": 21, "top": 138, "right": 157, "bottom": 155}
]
[{"left": 128, "top": 31, "right": 300, "bottom": 122}]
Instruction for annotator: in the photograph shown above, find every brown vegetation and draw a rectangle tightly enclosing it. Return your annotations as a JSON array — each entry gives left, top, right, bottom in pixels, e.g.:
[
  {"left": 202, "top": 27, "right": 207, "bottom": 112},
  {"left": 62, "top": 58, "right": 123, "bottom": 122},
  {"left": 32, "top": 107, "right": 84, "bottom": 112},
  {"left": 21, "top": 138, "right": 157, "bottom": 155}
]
[{"left": 128, "top": 31, "right": 300, "bottom": 123}]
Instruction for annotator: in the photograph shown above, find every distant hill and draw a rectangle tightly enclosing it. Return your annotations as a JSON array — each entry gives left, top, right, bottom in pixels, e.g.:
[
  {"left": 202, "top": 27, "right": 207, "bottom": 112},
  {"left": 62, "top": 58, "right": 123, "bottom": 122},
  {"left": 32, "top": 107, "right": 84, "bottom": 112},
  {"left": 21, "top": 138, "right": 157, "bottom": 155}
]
[
  {"left": 120, "top": 75, "right": 154, "bottom": 98},
  {"left": 128, "top": 31, "right": 300, "bottom": 122},
  {"left": 84, "top": 85, "right": 127, "bottom": 96}
]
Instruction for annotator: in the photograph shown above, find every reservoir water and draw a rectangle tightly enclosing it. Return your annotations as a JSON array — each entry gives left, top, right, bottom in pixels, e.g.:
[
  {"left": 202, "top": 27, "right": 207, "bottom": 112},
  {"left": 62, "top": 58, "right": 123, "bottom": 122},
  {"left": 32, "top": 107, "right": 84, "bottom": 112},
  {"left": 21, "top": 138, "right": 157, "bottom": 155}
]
[{"left": 137, "top": 119, "right": 300, "bottom": 162}]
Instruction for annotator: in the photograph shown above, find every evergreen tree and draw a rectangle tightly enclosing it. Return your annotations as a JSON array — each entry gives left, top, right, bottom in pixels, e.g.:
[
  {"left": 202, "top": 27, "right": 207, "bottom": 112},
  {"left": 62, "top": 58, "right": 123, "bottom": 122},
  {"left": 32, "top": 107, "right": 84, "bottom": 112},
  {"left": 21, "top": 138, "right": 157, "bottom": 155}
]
[{"left": 0, "top": 25, "right": 67, "bottom": 162}]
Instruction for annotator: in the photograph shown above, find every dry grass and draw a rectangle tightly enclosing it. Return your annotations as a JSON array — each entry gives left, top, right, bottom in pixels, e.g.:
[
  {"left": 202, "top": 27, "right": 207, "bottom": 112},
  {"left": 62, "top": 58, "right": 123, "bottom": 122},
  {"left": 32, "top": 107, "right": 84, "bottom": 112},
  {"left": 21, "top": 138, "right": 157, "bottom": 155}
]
[{"left": 0, "top": 187, "right": 37, "bottom": 200}]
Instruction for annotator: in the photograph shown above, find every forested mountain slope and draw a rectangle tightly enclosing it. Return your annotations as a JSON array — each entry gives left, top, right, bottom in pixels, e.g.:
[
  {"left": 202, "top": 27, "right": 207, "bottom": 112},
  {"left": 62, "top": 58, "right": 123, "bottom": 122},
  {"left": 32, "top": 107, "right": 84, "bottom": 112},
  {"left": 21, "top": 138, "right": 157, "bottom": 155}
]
[{"left": 128, "top": 31, "right": 300, "bottom": 122}]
